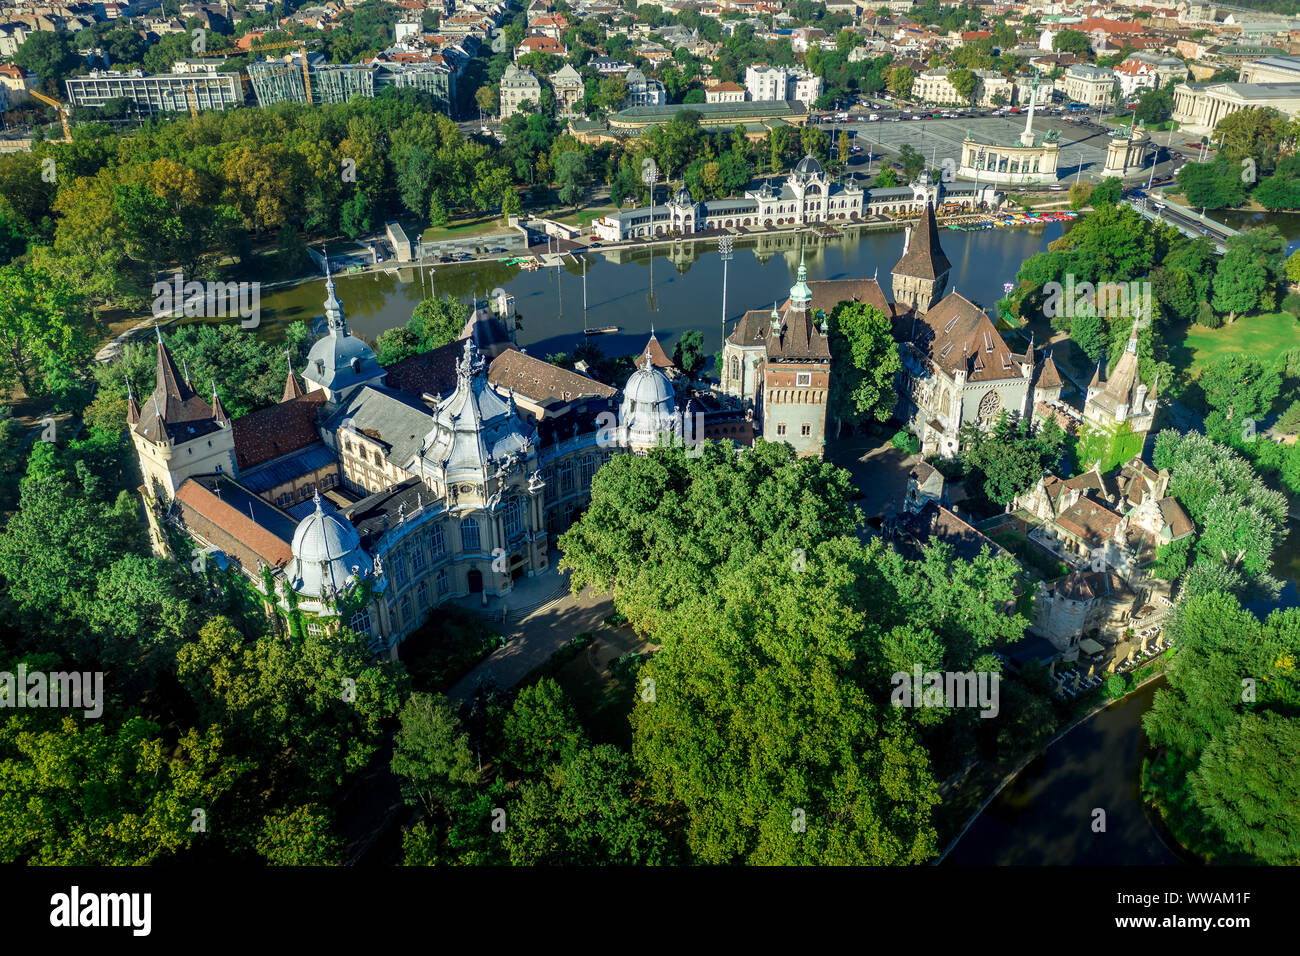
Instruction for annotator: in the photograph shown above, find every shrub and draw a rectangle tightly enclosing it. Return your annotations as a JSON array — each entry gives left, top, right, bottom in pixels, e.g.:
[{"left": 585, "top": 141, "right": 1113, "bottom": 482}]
[
  {"left": 1196, "top": 301, "right": 1223, "bottom": 329},
  {"left": 890, "top": 428, "right": 920, "bottom": 454},
  {"left": 1104, "top": 673, "right": 1128, "bottom": 699},
  {"left": 1282, "top": 292, "right": 1300, "bottom": 317}
]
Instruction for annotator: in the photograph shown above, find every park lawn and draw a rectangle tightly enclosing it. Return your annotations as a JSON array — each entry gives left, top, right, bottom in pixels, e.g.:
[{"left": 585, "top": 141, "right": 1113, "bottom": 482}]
[
  {"left": 421, "top": 216, "right": 514, "bottom": 242},
  {"left": 550, "top": 203, "right": 618, "bottom": 230},
  {"left": 1180, "top": 311, "right": 1300, "bottom": 370}
]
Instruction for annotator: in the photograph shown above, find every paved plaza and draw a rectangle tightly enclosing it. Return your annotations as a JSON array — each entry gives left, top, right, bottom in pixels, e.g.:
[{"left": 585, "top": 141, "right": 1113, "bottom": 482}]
[{"left": 842, "top": 116, "right": 1140, "bottom": 185}]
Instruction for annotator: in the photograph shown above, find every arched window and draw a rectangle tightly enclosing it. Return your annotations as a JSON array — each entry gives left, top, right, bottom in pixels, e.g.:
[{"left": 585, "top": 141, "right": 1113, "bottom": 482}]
[
  {"left": 504, "top": 497, "right": 522, "bottom": 538},
  {"left": 430, "top": 523, "right": 445, "bottom": 555},
  {"left": 460, "top": 517, "right": 480, "bottom": 552},
  {"left": 561, "top": 461, "right": 574, "bottom": 492},
  {"left": 730, "top": 356, "right": 740, "bottom": 381},
  {"left": 349, "top": 608, "right": 371, "bottom": 638},
  {"left": 416, "top": 579, "right": 429, "bottom": 609},
  {"left": 435, "top": 568, "right": 449, "bottom": 595}
]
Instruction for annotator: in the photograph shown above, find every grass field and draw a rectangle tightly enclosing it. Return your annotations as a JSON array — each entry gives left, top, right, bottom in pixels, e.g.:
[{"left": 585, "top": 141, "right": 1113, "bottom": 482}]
[
  {"left": 550, "top": 202, "right": 618, "bottom": 229},
  {"left": 421, "top": 216, "right": 514, "bottom": 242},
  {"left": 1180, "top": 311, "right": 1300, "bottom": 370}
]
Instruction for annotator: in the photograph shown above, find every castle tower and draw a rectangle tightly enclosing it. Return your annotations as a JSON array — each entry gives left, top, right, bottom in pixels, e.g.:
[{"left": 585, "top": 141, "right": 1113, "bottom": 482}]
[
  {"left": 891, "top": 201, "right": 951, "bottom": 314},
  {"left": 761, "top": 250, "right": 831, "bottom": 458},
  {"left": 301, "top": 261, "right": 386, "bottom": 402},
  {"left": 131, "top": 326, "right": 237, "bottom": 500}
]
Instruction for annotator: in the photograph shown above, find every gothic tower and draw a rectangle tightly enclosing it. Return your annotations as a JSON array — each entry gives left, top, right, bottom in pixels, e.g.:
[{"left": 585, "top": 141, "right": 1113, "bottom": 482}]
[
  {"left": 131, "top": 326, "right": 237, "bottom": 500},
  {"left": 891, "top": 201, "right": 952, "bottom": 314}
]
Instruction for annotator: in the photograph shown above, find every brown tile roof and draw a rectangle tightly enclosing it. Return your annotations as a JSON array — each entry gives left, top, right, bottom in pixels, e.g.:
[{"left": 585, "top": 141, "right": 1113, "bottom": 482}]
[
  {"left": 902, "top": 501, "right": 1005, "bottom": 563},
  {"left": 640, "top": 333, "right": 674, "bottom": 369},
  {"left": 231, "top": 391, "right": 327, "bottom": 472},
  {"left": 1055, "top": 498, "right": 1122, "bottom": 546},
  {"left": 172, "top": 477, "right": 294, "bottom": 570},
  {"left": 1158, "top": 497, "right": 1194, "bottom": 540},
  {"left": 488, "top": 348, "right": 617, "bottom": 405},
  {"left": 910, "top": 292, "right": 1017, "bottom": 382},
  {"left": 1035, "top": 352, "right": 1063, "bottom": 390},
  {"left": 135, "top": 335, "right": 221, "bottom": 444},
  {"left": 729, "top": 308, "right": 773, "bottom": 348},
  {"left": 892, "top": 202, "right": 951, "bottom": 281},
  {"left": 806, "top": 277, "right": 899, "bottom": 319},
  {"left": 767, "top": 300, "right": 831, "bottom": 364},
  {"left": 382, "top": 340, "right": 463, "bottom": 399},
  {"left": 1056, "top": 569, "right": 1130, "bottom": 602}
]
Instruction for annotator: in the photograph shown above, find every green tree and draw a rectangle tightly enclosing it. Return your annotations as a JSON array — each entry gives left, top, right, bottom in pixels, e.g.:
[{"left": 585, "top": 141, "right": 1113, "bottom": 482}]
[
  {"left": 959, "top": 412, "right": 1064, "bottom": 506},
  {"left": 672, "top": 328, "right": 705, "bottom": 378},
  {"left": 259, "top": 804, "right": 344, "bottom": 865},
  {"left": 827, "top": 300, "right": 900, "bottom": 435},
  {"left": 502, "top": 678, "right": 585, "bottom": 774},
  {"left": 391, "top": 692, "right": 478, "bottom": 816}
]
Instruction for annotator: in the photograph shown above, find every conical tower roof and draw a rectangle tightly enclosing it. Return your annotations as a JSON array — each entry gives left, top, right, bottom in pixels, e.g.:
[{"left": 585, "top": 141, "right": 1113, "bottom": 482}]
[
  {"left": 892, "top": 201, "right": 951, "bottom": 281},
  {"left": 134, "top": 326, "right": 217, "bottom": 443},
  {"left": 282, "top": 356, "right": 304, "bottom": 402}
]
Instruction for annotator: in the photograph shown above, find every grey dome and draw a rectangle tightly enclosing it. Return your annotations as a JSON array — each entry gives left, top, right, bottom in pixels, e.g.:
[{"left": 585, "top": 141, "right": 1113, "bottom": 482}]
[
  {"left": 620, "top": 353, "right": 677, "bottom": 449},
  {"left": 672, "top": 185, "right": 693, "bottom": 206},
  {"left": 302, "top": 272, "right": 385, "bottom": 396},
  {"left": 794, "top": 154, "right": 823, "bottom": 178},
  {"left": 288, "top": 493, "right": 372, "bottom": 600}
]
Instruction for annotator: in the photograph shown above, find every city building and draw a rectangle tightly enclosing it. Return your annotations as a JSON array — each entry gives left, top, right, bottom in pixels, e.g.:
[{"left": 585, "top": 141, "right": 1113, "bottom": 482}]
[
  {"left": 1112, "top": 52, "right": 1189, "bottom": 97},
  {"left": 744, "top": 63, "right": 822, "bottom": 106},
  {"left": 549, "top": 62, "right": 584, "bottom": 116},
  {"left": 624, "top": 67, "right": 667, "bottom": 106},
  {"left": 958, "top": 95, "right": 1063, "bottom": 185},
  {"left": 498, "top": 62, "right": 542, "bottom": 118},
  {"left": 705, "top": 80, "right": 746, "bottom": 103},
  {"left": 64, "top": 69, "right": 243, "bottom": 114},
  {"left": 246, "top": 55, "right": 455, "bottom": 113},
  {"left": 1060, "top": 63, "right": 1118, "bottom": 106},
  {"left": 1171, "top": 78, "right": 1300, "bottom": 133}
]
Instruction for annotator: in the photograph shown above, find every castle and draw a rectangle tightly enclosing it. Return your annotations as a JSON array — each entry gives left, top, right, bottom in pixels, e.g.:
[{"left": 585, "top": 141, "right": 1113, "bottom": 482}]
[
  {"left": 131, "top": 269, "right": 759, "bottom": 655},
  {"left": 721, "top": 199, "right": 1064, "bottom": 458}
]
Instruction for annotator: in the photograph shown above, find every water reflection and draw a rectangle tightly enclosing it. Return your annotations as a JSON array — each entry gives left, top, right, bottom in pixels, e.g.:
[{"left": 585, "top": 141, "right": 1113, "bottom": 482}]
[{"left": 255, "top": 223, "right": 1069, "bottom": 363}]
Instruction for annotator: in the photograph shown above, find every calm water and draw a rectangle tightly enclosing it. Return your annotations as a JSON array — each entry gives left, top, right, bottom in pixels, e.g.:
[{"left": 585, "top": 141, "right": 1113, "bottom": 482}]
[
  {"left": 1212, "top": 209, "right": 1300, "bottom": 254},
  {"left": 946, "top": 680, "right": 1180, "bottom": 866},
  {"left": 256, "top": 222, "right": 1069, "bottom": 361}
]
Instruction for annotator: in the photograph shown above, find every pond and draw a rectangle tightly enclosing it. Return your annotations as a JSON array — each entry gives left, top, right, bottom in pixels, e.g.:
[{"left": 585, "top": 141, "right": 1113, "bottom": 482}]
[{"left": 252, "top": 221, "right": 1070, "bottom": 362}]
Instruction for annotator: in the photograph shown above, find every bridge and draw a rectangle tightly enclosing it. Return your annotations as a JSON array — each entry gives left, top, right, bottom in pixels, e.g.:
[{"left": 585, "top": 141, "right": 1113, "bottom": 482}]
[{"left": 1124, "top": 193, "right": 1238, "bottom": 253}]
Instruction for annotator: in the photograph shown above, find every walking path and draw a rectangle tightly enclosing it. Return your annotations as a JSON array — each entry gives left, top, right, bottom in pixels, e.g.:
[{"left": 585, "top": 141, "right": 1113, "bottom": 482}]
[{"left": 447, "top": 560, "right": 614, "bottom": 702}]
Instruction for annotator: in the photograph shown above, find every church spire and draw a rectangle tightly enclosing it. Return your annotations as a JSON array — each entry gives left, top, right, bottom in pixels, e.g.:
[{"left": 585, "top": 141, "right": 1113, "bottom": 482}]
[
  {"left": 892, "top": 200, "right": 951, "bottom": 281},
  {"left": 788, "top": 246, "right": 812, "bottom": 311}
]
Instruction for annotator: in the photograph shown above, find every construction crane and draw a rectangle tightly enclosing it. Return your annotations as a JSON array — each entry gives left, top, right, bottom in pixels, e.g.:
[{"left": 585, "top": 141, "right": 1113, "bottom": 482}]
[{"left": 29, "top": 90, "right": 71, "bottom": 142}]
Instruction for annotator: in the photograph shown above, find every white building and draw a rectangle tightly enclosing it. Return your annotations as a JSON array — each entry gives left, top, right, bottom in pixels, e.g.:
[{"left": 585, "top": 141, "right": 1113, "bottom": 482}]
[{"left": 744, "top": 64, "right": 823, "bottom": 107}]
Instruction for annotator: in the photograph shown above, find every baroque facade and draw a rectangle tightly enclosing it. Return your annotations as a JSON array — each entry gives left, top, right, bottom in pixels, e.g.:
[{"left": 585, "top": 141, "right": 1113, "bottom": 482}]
[{"left": 135, "top": 271, "right": 719, "bottom": 656}]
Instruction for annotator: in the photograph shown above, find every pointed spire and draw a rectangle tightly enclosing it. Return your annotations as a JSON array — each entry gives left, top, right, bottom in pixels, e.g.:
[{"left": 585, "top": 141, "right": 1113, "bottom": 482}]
[
  {"left": 126, "top": 378, "right": 140, "bottom": 425},
  {"left": 282, "top": 354, "right": 304, "bottom": 402},
  {"left": 181, "top": 357, "right": 192, "bottom": 388},
  {"left": 1089, "top": 358, "right": 1103, "bottom": 390},
  {"left": 211, "top": 382, "right": 229, "bottom": 425},
  {"left": 892, "top": 200, "right": 952, "bottom": 281},
  {"left": 145, "top": 325, "right": 196, "bottom": 432},
  {"left": 323, "top": 253, "right": 346, "bottom": 334},
  {"left": 1025, "top": 330, "right": 1035, "bottom": 367}
]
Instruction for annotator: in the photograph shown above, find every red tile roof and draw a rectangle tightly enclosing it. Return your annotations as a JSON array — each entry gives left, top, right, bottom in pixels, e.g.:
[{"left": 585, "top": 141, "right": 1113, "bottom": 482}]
[
  {"left": 231, "top": 391, "right": 327, "bottom": 472},
  {"left": 173, "top": 478, "right": 293, "bottom": 569}
]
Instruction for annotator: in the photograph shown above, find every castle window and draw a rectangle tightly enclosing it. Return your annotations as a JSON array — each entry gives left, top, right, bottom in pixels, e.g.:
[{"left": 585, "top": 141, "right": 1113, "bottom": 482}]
[
  {"left": 436, "top": 568, "right": 449, "bottom": 595},
  {"left": 730, "top": 356, "right": 740, "bottom": 380},
  {"left": 796, "top": 372, "right": 812, "bottom": 387},
  {"left": 460, "top": 517, "right": 480, "bottom": 552},
  {"left": 306, "top": 622, "right": 323, "bottom": 636},
  {"left": 801, "top": 423, "right": 811, "bottom": 436},
  {"left": 561, "top": 462, "right": 574, "bottom": 493},
  {"left": 580, "top": 456, "right": 597, "bottom": 487},
  {"left": 412, "top": 541, "right": 426, "bottom": 572},
  {"left": 373, "top": 451, "right": 382, "bottom": 467},
  {"left": 776, "top": 423, "right": 787, "bottom": 435},
  {"left": 349, "top": 608, "right": 372, "bottom": 638},
  {"left": 400, "top": 595, "right": 412, "bottom": 626},
  {"left": 416, "top": 579, "right": 429, "bottom": 609},
  {"left": 505, "top": 497, "right": 522, "bottom": 537},
  {"left": 393, "top": 554, "right": 409, "bottom": 586}
]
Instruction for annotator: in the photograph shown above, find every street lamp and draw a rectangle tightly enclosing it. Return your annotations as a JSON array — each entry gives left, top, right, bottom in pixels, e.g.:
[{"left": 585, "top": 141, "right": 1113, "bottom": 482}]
[{"left": 718, "top": 234, "right": 734, "bottom": 346}]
